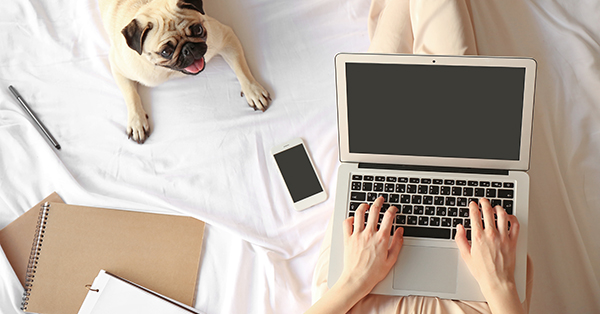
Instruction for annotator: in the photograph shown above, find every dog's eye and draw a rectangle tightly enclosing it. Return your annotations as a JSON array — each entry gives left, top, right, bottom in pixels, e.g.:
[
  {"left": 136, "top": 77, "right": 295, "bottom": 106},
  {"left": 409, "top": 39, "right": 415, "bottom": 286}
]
[
  {"left": 160, "top": 47, "right": 174, "bottom": 59},
  {"left": 191, "top": 24, "right": 204, "bottom": 37}
]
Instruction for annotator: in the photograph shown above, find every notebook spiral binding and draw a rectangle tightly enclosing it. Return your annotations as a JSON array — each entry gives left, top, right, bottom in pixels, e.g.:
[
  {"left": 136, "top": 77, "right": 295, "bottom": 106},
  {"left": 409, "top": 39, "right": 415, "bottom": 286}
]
[{"left": 21, "top": 202, "right": 51, "bottom": 311}]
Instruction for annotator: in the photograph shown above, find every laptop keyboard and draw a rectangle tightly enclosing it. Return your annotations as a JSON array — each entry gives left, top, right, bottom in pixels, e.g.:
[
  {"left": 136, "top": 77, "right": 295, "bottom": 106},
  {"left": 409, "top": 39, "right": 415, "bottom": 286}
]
[{"left": 347, "top": 174, "right": 515, "bottom": 240}]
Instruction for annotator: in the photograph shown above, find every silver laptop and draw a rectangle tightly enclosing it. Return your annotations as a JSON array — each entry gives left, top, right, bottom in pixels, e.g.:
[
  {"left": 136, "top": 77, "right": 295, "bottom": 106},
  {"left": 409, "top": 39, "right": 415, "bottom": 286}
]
[{"left": 328, "top": 53, "right": 536, "bottom": 302}]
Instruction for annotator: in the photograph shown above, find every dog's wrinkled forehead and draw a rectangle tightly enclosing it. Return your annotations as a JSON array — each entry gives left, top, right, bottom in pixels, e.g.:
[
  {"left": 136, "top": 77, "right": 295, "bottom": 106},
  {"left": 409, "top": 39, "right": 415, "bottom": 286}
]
[
  {"left": 144, "top": 0, "right": 205, "bottom": 37},
  {"left": 122, "top": 0, "right": 205, "bottom": 55},
  {"left": 176, "top": 0, "right": 204, "bottom": 15}
]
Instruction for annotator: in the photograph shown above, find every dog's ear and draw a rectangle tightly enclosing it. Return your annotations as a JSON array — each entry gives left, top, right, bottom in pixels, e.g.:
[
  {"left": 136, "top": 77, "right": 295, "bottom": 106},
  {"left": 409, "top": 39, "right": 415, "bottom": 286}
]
[
  {"left": 121, "top": 19, "right": 154, "bottom": 55},
  {"left": 177, "top": 0, "right": 205, "bottom": 15}
]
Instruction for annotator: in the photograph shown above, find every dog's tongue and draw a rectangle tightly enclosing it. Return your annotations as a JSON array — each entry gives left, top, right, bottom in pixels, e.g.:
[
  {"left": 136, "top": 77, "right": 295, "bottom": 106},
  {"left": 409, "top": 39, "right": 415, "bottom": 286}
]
[{"left": 185, "top": 58, "right": 205, "bottom": 74}]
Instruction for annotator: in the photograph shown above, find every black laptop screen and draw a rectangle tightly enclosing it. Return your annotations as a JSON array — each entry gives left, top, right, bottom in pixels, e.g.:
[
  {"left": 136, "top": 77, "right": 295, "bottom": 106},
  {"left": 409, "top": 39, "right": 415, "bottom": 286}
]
[{"left": 345, "top": 63, "right": 526, "bottom": 160}]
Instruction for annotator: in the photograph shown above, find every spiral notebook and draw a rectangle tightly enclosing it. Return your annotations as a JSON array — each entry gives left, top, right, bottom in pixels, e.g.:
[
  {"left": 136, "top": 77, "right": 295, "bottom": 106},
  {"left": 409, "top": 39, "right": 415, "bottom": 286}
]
[
  {"left": 18, "top": 201, "right": 205, "bottom": 314},
  {"left": 78, "top": 270, "right": 202, "bottom": 314},
  {"left": 0, "top": 192, "right": 64, "bottom": 288}
]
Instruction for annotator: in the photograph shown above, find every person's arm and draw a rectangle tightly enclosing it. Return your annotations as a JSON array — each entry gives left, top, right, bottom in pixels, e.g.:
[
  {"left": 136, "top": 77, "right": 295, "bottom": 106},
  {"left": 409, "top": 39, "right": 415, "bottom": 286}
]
[
  {"left": 455, "top": 198, "right": 525, "bottom": 314},
  {"left": 305, "top": 197, "right": 403, "bottom": 314}
]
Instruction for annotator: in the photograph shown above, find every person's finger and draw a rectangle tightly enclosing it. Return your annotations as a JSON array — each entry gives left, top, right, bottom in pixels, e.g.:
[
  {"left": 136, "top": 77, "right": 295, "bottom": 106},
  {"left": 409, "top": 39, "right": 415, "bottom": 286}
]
[
  {"left": 480, "top": 198, "right": 496, "bottom": 233},
  {"left": 354, "top": 202, "right": 369, "bottom": 232},
  {"left": 343, "top": 217, "right": 354, "bottom": 239},
  {"left": 468, "top": 201, "right": 482, "bottom": 234},
  {"left": 495, "top": 206, "right": 509, "bottom": 238},
  {"left": 387, "top": 226, "right": 404, "bottom": 263},
  {"left": 507, "top": 214, "right": 520, "bottom": 243},
  {"left": 379, "top": 205, "right": 397, "bottom": 236},
  {"left": 454, "top": 224, "right": 471, "bottom": 262},
  {"left": 367, "top": 197, "right": 384, "bottom": 230}
]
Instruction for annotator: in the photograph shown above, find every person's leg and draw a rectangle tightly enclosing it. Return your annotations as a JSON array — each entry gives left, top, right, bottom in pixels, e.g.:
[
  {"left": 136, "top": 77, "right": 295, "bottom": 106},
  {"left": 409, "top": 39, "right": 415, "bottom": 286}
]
[
  {"left": 368, "top": 0, "right": 413, "bottom": 53},
  {"left": 410, "top": 0, "right": 477, "bottom": 55}
]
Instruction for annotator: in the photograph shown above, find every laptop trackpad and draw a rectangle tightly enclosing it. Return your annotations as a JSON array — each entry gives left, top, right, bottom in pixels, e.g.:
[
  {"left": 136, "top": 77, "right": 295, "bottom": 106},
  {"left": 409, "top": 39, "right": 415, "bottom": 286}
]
[{"left": 393, "top": 245, "right": 458, "bottom": 293}]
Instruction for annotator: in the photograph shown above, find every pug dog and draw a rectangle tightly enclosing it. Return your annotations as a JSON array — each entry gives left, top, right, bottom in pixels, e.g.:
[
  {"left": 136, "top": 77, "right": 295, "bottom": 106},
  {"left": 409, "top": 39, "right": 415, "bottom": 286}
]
[{"left": 98, "top": 0, "right": 271, "bottom": 143}]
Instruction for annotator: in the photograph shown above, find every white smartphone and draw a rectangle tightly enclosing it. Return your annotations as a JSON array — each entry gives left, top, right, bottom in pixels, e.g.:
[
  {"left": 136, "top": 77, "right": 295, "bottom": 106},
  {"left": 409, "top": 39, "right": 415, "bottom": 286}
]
[{"left": 271, "top": 138, "right": 327, "bottom": 211}]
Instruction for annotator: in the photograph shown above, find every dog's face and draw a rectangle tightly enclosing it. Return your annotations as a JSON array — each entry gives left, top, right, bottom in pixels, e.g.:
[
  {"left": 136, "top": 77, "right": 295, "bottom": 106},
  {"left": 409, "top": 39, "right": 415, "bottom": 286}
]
[{"left": 121, "top": 0, "right": 208, "bottom": 75}]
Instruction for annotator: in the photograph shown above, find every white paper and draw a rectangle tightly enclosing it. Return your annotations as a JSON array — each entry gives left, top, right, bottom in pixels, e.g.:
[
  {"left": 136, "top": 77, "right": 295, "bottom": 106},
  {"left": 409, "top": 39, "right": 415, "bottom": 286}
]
[{"left": 78, "top": 270, "right": 202, "bottom": 314}]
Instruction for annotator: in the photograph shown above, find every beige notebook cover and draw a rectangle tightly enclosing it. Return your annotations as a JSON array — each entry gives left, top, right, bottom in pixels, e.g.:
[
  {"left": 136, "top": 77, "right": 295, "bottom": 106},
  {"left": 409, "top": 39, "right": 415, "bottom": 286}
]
[
  {"left": 0, "top": 192, "right": 64, "bottom": 287},
  {"left": 18, "top": 201, "right": 205, "bottom": 314}
]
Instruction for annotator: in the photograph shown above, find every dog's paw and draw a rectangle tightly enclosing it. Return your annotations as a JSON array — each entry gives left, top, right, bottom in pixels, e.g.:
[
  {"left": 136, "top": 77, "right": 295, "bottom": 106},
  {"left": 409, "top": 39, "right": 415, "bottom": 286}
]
[
  {"left": 240, "top": 81, "right": 271, "bottom": 112},
  {"left": 127, "top": 113, "right": 150, "bottom": 144}
]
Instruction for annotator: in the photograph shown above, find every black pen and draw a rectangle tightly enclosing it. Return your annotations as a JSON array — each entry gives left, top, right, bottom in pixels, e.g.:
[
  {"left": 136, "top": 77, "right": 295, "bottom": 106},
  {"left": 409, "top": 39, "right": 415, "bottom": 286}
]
[{"left": 8, "top": 85, "right": 61, "bottom": 150}]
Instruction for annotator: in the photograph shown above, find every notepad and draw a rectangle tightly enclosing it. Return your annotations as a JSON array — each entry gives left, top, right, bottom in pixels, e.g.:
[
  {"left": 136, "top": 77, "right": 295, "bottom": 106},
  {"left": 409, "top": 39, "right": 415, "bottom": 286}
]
[
  {"left": 0, "top": 192, "right": 64, "bottom": 288},
  {"left": 78, "top": 270, "right": 202, "bottom": 314},
  {"left": 18, "top": 201, "right": 205, "bottom": 314}
]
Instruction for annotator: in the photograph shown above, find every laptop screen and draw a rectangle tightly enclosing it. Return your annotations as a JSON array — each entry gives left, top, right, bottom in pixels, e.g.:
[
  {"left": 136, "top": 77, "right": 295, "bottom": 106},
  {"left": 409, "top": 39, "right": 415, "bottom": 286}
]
[{"left": 345, "top": 63, "right": 526, "bottom": 161}]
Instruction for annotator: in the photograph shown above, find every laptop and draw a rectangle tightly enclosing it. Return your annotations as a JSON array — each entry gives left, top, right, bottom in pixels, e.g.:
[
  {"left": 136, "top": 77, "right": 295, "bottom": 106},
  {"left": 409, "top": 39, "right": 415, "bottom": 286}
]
[{"left": 328, "top": 53, "right": 536, "bottom": 302}]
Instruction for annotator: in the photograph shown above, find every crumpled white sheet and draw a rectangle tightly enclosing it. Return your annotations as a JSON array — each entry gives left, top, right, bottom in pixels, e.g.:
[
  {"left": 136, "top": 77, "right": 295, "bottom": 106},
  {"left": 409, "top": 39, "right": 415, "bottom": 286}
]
[{"left": 0, "top": 0, "right": 598, "bottom": 313}]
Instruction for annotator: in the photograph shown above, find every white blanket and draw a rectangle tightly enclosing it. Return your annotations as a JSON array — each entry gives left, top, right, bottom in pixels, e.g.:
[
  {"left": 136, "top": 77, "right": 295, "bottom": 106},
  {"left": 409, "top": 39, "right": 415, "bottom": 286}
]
[{"left": 0, "top": 0, "right": 598, "bottom": 313}]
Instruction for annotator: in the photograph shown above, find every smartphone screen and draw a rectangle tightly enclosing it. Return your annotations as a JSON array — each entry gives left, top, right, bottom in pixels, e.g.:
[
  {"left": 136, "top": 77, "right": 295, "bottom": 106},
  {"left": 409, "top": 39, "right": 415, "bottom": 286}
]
[{"left": 273, "top": 143, "right": 324, "bottom": 202}]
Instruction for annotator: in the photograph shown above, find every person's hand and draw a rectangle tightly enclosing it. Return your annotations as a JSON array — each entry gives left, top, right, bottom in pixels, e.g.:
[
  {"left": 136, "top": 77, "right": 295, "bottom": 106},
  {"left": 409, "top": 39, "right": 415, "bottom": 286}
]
[
  {"left": 339, "top": 196, "right": 404, "bottom": 298},
  {"left": 455, "top": 198, "right": 525, "bottom": 314}
]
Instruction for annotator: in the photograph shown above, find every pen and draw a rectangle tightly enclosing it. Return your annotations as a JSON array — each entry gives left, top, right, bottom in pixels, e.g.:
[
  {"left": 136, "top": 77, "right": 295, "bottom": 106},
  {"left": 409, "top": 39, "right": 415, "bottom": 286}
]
[{"left": 8, "top": 85, "right": 61, "bottom": 150}]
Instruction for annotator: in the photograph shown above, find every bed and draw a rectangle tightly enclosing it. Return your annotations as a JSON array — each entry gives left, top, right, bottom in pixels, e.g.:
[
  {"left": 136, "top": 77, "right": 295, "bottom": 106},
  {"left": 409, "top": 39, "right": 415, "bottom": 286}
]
[{"left": 0, "top": 0, "right": 598, "bottom": 313}]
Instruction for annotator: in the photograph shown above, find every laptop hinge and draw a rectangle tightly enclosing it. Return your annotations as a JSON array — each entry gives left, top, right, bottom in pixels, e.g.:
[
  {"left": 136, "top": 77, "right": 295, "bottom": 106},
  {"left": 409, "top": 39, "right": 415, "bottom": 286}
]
[{"left": 358, "top": 163, "right": 509, "bottom": 176}]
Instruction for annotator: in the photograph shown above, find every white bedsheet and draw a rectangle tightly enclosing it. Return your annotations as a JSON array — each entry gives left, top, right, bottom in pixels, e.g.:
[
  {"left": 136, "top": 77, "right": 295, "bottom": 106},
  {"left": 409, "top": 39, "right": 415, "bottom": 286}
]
[{"left": 0, "top": 0, "right": 598, "bottom": 313}]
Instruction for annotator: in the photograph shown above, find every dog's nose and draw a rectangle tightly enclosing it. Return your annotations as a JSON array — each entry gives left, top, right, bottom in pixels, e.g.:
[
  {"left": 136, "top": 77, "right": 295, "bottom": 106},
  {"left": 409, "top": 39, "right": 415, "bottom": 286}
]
[
  {"left": 182, "top": 44, "right": 192, "bottom": 56},
  {"left": 181, "top": 42, "right": 206, "bottom": 59}
]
